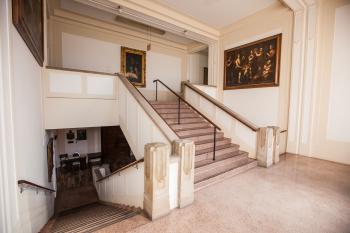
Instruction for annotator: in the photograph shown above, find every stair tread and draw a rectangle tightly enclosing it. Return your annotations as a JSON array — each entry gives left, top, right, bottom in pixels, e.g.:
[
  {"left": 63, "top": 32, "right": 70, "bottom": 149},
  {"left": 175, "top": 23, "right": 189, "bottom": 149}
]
[
  {"left": 195, "top": 151, "right": 247, "bottom": 169},
  {"left": 174, "top": 126, "right": 214, "bottom": 132},
  {"left": 180, "top": 131, "right": 224, "bottom": 139},
  {"left": 194, "top": 152, "right": 250, "bottom": 182},
  {"left": 195, "top": 143, "right": 239, "bottom": 155},
  {"left": 194, "top": 159, "right": 257, "bottom": 191},
  {"left": 195, "top": 137, "right": 230, "bottom": 145}
]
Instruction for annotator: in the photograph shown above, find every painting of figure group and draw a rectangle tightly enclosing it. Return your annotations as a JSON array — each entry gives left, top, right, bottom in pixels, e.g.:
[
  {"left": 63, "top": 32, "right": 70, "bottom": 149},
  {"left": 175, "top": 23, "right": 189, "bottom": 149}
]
[{"left": 224, "top": 34, "right": 281, "bottom": 89}]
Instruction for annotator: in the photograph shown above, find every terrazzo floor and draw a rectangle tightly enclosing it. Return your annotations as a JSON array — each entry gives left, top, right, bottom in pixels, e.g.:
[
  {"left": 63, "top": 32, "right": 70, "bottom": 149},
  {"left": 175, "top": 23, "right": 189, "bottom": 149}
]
[{"left": 95, "top": 154, "right": 350, "bottom": 233}]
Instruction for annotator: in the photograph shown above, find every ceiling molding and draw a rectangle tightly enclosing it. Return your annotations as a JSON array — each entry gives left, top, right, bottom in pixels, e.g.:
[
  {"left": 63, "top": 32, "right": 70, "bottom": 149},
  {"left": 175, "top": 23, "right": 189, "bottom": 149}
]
[
  {"left": 104, "top": 0, "right": 220, "bottom": 43},
  {"left": 51, "top": 8, "right": 189, "bottom": 51}
]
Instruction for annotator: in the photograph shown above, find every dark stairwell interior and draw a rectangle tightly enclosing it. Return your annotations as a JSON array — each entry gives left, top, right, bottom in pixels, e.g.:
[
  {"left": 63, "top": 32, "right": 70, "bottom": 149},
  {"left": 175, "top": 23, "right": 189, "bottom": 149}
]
[{"left": 43, "top": 126, "right": 139, "bottom": 232}]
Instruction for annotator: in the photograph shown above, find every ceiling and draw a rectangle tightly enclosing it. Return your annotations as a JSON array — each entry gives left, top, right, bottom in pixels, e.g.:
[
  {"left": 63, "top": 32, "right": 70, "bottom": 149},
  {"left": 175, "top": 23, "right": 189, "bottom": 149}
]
[
  {"left": 53, "top": 0, "right": 199, "bottom": 46},
  {"left": 151, "top": 0, "right": 278, "bottom": 29}
]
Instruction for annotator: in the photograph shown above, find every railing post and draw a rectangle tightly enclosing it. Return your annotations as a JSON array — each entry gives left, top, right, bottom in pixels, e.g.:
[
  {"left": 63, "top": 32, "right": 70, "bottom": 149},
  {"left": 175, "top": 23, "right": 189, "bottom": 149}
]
[
  {"left": 257, "top": 126, "right": 280, "bottom": 167},
  {"left": 144, "top": 142, "right": 170, "bottom": 220},
  {"left": 155, "top": 80, "right": 158, "bottom": 101},
  {"left": 173, "top": 140, "right": 195, "bottom": 208},
  {"left": 178, "top": 97, "right": 181, "bottom": 124},
  {"left": 213, "top": 127, "right": 216, "bottom": 161}
]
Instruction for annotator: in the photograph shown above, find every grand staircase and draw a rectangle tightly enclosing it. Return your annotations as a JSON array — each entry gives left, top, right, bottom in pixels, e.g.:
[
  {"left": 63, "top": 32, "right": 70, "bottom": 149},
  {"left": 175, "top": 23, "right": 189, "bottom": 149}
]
[{"left": 151, "top": 101, "right": 257, "bottom": 190}]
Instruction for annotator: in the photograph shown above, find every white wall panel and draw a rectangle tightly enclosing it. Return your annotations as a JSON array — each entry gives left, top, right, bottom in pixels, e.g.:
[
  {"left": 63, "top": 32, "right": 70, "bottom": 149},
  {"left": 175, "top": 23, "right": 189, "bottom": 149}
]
[
  {"left": 49, "top": 72, "right": 82, "bottom": 94},
  {"left": 86, "top": 76, "right": 114, "bottom": 96},
  {"left": 327, "top": 4, "right": 350, "bottom": 142}
]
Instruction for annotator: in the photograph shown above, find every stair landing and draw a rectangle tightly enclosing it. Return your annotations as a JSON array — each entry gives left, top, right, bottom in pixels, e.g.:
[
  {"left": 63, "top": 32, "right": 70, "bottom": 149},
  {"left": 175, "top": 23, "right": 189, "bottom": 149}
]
[{"left": 151, "top": 101, "right": 257, "bottom": 190}]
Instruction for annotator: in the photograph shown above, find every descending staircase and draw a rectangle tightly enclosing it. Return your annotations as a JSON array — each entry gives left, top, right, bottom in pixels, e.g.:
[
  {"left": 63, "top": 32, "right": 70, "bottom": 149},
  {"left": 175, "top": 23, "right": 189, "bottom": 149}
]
[
  {"left": 41, "top": 203, "right": 140, "bottom": 233},
  {"left": 55, "top": 185, "right": 99, "bottom": 215},
  {"left": 151, "top": 101, "right": 257, "bottom": 190}
]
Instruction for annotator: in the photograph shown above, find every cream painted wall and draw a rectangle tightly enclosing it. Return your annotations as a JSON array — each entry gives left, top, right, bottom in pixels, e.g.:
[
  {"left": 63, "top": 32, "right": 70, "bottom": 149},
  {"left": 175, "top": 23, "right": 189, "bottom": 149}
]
[
  {"left": 306, "top": 0, "right": 350, "bottom": 164},
  {"left": 217, "top": 2, "right": 293, "bottom": 130},
  {"left": 48, "top": 13, "right": 187, "bottom": 96},
  {"left": 11, "top": 24, "right": 54, "bottom": 233},
  {"left": 188, "top": 53, "right": 208, "bottom": 84},
  {"left": 61, "top": 32, "right": 121, "bottom": 74},
  {"left": 327, "top": 3, "right": 350, "bottom": 143}
]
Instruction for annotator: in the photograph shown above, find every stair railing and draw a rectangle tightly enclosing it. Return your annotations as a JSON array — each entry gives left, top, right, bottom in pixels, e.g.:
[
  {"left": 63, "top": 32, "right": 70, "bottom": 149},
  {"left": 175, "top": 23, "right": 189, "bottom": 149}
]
[
  {"left": 18, "top": 180, "right": 55, "bottom": 194},
  {"left": 153, "top": 79, "right": 221, "bottom": 160}
]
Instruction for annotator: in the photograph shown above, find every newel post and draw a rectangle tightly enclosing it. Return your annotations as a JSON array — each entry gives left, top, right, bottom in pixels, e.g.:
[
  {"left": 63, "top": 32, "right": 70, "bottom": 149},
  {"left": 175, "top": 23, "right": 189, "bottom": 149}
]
[
  {"left": 143, "top": 143, "right": 171, "bottom": 220},
  {"left": 257, "top": 126, "right": 280, "bottom": 167},
  {"left": 173, "top": 139, "right": 195, "bottom": 208}
]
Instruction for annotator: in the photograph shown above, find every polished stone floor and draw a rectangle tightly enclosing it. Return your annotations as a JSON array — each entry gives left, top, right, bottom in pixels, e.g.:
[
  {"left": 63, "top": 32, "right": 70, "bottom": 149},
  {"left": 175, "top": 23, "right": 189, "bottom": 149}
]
[{"left": 96, "top": 154, "right": 350, "bottom": 233}]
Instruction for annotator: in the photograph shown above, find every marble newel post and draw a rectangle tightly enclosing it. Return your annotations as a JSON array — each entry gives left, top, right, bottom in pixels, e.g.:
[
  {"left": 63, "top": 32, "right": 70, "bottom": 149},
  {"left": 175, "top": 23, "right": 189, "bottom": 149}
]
[
  {"left": 257, "top": 126, "right": 280, "bottom": 167},
  {"left": 144, "top": 143, "right": 171, "bottom": 220},
  {"left": 173, "top": 139, "right": 195, "bottom": 208}
]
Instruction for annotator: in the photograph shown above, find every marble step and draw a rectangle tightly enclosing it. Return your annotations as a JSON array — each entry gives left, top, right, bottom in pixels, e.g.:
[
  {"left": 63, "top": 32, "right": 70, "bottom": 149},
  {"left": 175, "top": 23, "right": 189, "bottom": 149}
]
[
  {"left": 195, "top": 143, "right": 239, "bottom": 158},
  {"left": 155, "top": 108, "right": 194, "bottom": 113},
  {"left": 160, "top": 112, "right": 199, "bottom": 119},
  {"left": 166, "top": 117, "right": 205, "bottom": 124},
  {"left": 195, "top": 159, "right": 257, "bottom": 191},
  {"left": 194, "top": 151, "right": 249, "bottom": 184},
  {"left": 182, "top": 131, "right": 224, "bottom": 142},
  {"left": 176, "top": 127, "right": 215, "bottom": 137},
  {"left": 195, "top": 137, "right": 232, "bottom": 151},
  {"left": 170, "top": 122, "right": 211, "bottom": 130}
]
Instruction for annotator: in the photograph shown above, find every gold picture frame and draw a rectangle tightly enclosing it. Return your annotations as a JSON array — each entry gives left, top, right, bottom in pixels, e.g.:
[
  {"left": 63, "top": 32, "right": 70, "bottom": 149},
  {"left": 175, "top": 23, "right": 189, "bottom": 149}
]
[
  {"left": 223, "top": 34, "right": 282, "bottom": 90},
  {"left": 121, "top": 47, "right": 146, "bottom": 87}
]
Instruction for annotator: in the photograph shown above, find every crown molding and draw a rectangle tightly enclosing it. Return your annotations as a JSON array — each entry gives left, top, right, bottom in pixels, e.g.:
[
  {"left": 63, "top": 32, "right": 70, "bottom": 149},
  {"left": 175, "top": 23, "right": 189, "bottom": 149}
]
[{"left": 101, "top": 0, "right": 220, "bottom": 43}]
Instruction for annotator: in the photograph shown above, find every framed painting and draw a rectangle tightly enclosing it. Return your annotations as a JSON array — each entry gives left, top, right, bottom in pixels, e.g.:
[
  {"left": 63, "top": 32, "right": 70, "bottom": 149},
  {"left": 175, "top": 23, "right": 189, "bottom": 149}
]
[
  {"left": 47, "top": 138, "right": 53, "bottom": 182},
  {"left": 223, "top": 34, "right": 281, "bottom": 90},
  {"left": 12, "top": 0, "right": 44, "bottom": 66},
  {"left": 121, "top": 47, "right": 146, "bottom": 87}
]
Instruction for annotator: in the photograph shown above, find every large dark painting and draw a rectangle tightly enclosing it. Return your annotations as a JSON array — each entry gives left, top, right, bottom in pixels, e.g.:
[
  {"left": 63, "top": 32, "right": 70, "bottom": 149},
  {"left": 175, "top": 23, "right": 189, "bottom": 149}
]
[
  {"left": 224, "top": 34, "right": 281, "bottom": 90},
  {"left": 12, "top": 0, "right": 44, "bottom": 66},
  {"left": 121, "top": 47, "right": 146, "bottom": 87}
]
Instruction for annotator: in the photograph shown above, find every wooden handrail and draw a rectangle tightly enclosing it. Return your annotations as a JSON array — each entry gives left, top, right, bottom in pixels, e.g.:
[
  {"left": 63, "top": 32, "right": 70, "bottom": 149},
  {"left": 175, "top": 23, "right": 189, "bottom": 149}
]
[
  {"left": 154, "top": 79, "right": 221, "bottom": 131},
  {"left": 46, "top": 66, "right": 117, "bottom": 76},
  {"left": 97, "top": 158, "right": 144, "bottom": 182},
  {"left": 183, "top": 81, "right": 259, "bottom": 132},
  {"left": 18, "top": 180, "right": 55, "bottom": 193}
]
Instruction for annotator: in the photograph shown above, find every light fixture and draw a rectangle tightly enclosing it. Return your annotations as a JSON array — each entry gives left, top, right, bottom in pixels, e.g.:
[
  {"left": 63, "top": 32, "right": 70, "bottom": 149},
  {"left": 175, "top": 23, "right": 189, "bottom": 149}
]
[
  {"left": 147, "top": 25, "right": 152, "bottom": 51},
  {"left": 117, "top": 5, "right": 122, "bottom": 13}
]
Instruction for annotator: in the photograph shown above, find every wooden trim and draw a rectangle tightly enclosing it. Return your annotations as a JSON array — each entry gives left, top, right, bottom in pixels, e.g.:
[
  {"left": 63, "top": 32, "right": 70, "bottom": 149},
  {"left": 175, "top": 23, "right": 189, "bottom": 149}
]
[
  {"left": 17, "top": 180, "right": 55, "bottom": 192},
  {"left": 183, "top": 81, "right": 259, "bottom": 131},
  {"left": 45, "top": 66, "right": 117, "bottom": 76},
  {"left": 97, "top": 158, "right": 144, "bottom": 182},
  {"left": 154, "top": 79, "right": 221, "bottom": 130}
]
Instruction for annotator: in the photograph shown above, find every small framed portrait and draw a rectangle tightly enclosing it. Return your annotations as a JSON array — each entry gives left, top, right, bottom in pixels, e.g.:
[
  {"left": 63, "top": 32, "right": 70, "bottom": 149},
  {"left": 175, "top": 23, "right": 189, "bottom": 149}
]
[
  {"left": 121, "top": 47, "right": 146, "bottom": 87},
  {"left": 224, "top": 34, "right": 282, "bottom": 90},
  {"left": 76, "top": 129, "right": 87, "bottom": 141}
]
